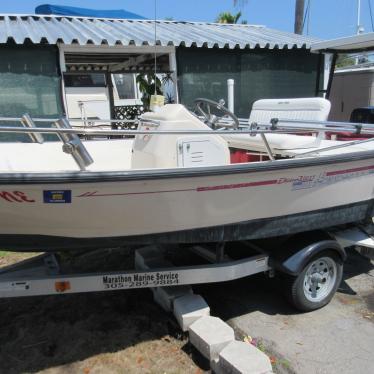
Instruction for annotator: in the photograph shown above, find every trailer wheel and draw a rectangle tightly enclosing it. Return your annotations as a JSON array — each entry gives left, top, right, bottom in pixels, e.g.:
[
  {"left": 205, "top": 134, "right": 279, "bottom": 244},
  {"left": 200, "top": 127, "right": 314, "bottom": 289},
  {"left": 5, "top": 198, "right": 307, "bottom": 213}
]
[{"left": 282, "top": 251, "right": 343, "bottom": 312}]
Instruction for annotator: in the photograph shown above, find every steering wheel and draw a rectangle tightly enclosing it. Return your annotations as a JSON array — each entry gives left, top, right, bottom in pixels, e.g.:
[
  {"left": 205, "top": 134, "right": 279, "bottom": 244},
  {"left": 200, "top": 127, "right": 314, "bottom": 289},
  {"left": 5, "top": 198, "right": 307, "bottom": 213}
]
[{"left": 193, "top": 98, "right": 240, "bottom": 130}]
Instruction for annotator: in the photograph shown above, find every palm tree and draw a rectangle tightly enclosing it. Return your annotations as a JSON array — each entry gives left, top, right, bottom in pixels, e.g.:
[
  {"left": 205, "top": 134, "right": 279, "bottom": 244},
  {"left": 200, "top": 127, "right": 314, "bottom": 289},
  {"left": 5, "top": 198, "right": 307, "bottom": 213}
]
[
  {"left": 216, "top": 11, "right": 242, "bottom": 24},
  {"left": 217, "top": 1, "right": 248, "bottom": 24}
]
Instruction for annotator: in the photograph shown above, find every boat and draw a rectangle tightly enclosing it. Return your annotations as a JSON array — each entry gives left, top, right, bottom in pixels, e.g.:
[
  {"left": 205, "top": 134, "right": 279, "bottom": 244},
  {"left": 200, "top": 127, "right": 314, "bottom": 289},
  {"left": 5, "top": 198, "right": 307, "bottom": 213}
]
[{"left": 0, "top": 97, "right": 373, "bottom": 252}]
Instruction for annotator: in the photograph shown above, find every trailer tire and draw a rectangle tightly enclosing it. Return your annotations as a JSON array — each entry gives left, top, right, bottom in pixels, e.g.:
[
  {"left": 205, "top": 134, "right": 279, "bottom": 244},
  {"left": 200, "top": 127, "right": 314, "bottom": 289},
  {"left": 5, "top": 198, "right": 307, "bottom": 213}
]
[{"left": 282, "top": 250, "right": 343, "bottom": 312}]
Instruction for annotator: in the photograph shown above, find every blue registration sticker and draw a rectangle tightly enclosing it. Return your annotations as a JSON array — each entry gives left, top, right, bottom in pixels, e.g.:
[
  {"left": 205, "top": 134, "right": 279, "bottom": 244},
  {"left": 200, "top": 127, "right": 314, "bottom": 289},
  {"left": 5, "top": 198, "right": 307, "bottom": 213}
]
[{"left": 43, "top": 190, "right": 72, "bottom": 204}]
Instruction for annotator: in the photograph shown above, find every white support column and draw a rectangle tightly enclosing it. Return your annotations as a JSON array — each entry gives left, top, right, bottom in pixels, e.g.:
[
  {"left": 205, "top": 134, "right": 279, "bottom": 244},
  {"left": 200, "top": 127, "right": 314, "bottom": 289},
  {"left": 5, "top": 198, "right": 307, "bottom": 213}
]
[
  {"left": 57, "top": 43, "right": 68, "bottom": 117},
  {"left": 323, "top": 53, "right": 333, "bottom": 98},
  {"left": 227, "top": 79, "right": 235, "bottom": 113},
  {"left": 57, "top": 43, "right": 67, "bottom": 73},
  {"left": 169, "top": 49, "right": 179, "bottom": 103}
]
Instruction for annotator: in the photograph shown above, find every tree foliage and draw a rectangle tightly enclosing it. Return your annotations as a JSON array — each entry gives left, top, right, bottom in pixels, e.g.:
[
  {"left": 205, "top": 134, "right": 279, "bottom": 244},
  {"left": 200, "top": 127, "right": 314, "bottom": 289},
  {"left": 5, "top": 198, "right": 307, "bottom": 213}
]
[
  {"left": 336, "top": 54, "right": 356, "bottom": 68},
  {"left": 136, "top": 73, "right": 174, "bottom": 110},
  {"left": 136, "top": 73, "right": 162, "bottom": 110},
  {"left": 216, "top": 11, "right": 243, "bottom": 24},
  {"left": 217, "top": 1, "right": 249, "bottom": 24}
]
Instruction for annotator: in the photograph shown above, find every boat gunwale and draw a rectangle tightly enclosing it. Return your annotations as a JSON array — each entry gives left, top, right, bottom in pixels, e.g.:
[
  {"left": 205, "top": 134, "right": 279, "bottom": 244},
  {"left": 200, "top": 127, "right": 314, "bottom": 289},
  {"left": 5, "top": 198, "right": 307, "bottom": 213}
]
[{"left": 0, "top": 149, "right": 374, "bottom": 185}]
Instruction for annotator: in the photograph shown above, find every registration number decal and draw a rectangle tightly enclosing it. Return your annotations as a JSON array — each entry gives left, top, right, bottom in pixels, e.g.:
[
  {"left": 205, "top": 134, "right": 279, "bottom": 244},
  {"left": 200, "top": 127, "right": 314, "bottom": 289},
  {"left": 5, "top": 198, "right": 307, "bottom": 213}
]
[{"left": 43, "top": 190, "right": 72, "bottom": 204}]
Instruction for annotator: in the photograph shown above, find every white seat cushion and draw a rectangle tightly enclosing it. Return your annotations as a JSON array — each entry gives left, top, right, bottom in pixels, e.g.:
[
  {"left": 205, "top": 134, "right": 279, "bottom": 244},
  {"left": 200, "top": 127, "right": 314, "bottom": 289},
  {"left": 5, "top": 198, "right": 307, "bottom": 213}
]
[
  {"left": 249, "top": 97, "right": 331, "bottom": 124},
  {"left": 225, "top": 98, "right": 332, "bottom": 157}
]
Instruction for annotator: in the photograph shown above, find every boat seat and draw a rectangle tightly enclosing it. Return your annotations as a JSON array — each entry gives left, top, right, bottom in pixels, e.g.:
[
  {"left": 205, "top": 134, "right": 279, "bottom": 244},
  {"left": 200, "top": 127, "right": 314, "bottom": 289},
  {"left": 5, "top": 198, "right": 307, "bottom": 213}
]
[
  {"left": 249, "top": 97, "right": 331, "bottom": 124},
  {"left": 225, "top": 97, "right": 332, "bottom": 155},
  {"left": 132, "top": 104, "right": 230, "bottom": 169}
]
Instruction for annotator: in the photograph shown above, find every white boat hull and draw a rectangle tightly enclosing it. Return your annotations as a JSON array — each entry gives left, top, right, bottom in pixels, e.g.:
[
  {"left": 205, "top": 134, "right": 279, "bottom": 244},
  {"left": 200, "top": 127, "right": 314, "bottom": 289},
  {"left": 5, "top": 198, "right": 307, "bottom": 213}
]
[{"left": 0, "top": 155, "right": 373, "bottom": 251}]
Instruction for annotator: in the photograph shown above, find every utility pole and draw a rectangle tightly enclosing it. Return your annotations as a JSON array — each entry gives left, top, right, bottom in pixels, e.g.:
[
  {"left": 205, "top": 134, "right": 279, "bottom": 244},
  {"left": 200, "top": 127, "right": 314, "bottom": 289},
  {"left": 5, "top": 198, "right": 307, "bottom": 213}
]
[{"left": 294, "top": 0, "right": 305, "bottom": 34}]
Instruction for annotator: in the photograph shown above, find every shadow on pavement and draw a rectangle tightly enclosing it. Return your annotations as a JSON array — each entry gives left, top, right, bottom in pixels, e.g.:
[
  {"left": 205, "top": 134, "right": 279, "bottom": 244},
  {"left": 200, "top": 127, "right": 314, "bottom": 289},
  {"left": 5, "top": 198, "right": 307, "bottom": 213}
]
[{"left": 194, "top": 248, "right": 373, "bottom": 321}]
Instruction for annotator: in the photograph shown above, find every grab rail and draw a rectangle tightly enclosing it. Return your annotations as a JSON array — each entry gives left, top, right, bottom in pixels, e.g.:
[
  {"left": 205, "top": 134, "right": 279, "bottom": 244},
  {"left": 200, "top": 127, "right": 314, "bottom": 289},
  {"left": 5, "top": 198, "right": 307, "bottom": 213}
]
[
  {"left": 0, "top": 115, "right": 374, "bottom": 170},
  {"left": 294, "top": 137, "right": 374, "bottom": 158},
  {"left": 1, "top": 124, "right": 368, "bottom": 136},
  {"left": 274, "top": 118, "right": 374, "bottom": 131}
]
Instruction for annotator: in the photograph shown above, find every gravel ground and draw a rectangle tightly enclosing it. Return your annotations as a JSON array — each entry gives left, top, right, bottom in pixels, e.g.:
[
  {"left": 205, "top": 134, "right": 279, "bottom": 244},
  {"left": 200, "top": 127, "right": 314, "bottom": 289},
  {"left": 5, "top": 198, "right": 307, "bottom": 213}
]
[
  {"left": 0, "top": 249, "right": 206, "bottom": 374},
  {"left": 2, "top": 245, "right": 371, "bottom": 374}
]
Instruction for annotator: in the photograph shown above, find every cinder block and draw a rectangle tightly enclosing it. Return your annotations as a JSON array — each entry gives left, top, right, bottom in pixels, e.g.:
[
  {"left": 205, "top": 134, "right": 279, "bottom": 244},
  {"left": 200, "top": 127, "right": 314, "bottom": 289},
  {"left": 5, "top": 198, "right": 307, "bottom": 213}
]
[
  {"left": 211, "top": 340, "right": 273, "bottom": 374},
  {"left": 135, "top": 253, "right": 171, "bottom": 271},
  {"left": 153, "top": 285, "right": 193, "bottom": 311},
  {"left": 188, "top": 316, "right": 234, "bottom": 360},
  {"left": 135, "top": 247, "right": 192, "bottom": 311},
  {"left": 134, "top": 246, "right": 165, "bottom": 269},
  {"left": 173, "top": 294, "right": 210, "bottom": 331}
]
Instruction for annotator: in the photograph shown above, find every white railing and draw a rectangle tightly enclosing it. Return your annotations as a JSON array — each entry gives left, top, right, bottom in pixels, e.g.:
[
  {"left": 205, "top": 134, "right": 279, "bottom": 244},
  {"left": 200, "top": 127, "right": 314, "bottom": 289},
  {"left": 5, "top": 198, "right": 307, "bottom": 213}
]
[{"left": 0, "top": 114, "right": 374, "bottom": 170}]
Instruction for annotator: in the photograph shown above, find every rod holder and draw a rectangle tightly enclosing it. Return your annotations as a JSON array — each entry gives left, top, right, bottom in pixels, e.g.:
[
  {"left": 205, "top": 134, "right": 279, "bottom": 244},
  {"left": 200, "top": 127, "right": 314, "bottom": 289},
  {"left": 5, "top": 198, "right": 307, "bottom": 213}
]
[
  {"left": 21, "top": 113, "right": 44, "bottom": 144},
  {"left": 55, "top": 118, "right": 94, "bottom": 171}
]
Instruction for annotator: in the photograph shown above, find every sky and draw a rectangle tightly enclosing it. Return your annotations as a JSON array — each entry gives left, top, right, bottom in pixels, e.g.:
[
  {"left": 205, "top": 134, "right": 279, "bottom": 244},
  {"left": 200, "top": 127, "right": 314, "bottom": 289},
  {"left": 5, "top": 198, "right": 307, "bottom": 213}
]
[{"left": 0, "top": 0, "right": 373, "bottom": 40}]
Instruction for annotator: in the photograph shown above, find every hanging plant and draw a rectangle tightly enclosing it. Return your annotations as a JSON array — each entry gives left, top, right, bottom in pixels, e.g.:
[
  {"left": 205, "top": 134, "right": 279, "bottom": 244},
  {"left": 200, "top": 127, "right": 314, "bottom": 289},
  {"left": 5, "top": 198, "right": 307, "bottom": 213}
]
[{"left": 136, "top": 73, "right": 163, "bottom": 111}]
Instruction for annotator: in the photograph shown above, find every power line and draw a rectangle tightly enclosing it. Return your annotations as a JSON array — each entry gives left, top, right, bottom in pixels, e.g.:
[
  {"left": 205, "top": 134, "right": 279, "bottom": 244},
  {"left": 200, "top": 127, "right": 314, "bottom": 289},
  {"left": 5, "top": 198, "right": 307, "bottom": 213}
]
[
  {"left": 368, "top": 0, "right": 374, "bottom": 31},
  {"left": 301, "top": 0, "right": 311, "bottom": 34}
]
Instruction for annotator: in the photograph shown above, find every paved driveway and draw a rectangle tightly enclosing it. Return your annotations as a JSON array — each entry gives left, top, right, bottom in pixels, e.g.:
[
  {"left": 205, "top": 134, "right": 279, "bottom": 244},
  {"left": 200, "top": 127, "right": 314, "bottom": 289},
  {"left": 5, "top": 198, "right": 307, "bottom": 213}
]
[{"left": 195, "top": 249, "right": 374, "bottom": 374}]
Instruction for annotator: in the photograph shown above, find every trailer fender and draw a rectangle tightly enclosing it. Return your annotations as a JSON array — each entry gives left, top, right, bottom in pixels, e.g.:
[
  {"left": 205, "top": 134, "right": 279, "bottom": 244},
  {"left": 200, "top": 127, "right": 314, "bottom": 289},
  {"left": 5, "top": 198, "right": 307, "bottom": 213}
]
[{"left": 271, "top": 240, "right": 346, "bottom": 276}]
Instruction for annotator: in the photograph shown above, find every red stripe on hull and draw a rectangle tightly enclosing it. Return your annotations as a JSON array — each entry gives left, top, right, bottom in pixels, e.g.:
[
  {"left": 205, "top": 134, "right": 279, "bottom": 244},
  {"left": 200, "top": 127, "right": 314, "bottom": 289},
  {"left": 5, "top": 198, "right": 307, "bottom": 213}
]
[
  {"left": 77, "top": 164, "right": 374, "bottom": 198},
  {"left": 77, "top": 188, "right": 195, "bottom": 197},
  {"left": 326, "top": 165, "right": 374, "bottom": 176},
  {"left": 196, "top": 179, "right": 278, "bottom": 192}
]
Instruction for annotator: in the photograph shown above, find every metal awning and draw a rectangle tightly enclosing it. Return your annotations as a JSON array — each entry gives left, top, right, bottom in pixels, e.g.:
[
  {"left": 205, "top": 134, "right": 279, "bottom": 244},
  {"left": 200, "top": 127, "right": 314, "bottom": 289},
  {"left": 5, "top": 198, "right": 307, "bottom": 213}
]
[
  {"left": 311, "top": 32, "right": 374, "bottom": 53},
  {"left": 0, "top": 14, "right": 320, "bottom": 49}
]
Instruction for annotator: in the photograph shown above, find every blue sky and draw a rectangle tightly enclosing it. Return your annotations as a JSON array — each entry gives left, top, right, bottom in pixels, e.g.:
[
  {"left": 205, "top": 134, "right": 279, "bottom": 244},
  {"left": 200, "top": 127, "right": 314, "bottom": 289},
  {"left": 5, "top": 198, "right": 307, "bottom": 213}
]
[{"left": 1, "top": 0, "right": 372, "bottom": 40}]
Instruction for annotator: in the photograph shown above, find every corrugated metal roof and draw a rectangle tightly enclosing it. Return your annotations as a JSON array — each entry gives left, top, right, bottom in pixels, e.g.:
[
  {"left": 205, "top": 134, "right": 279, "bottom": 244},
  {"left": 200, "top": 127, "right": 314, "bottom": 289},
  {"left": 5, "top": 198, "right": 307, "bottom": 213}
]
[
  {"left": 0, "top": 14, "right": 320, "bottom": 49},
  {"left": 311, "top": 32, "right": 374, "bottom": 52}
]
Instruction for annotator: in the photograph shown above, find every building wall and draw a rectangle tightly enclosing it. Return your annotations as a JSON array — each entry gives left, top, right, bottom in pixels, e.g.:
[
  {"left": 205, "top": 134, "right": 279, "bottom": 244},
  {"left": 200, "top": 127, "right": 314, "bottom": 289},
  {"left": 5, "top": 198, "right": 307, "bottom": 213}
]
[
  {"left": 176, "top": 47, "right": 322, "bottom": 118},
  {"left": 329, "top": 70, "right": 374, "bottom": 122}
]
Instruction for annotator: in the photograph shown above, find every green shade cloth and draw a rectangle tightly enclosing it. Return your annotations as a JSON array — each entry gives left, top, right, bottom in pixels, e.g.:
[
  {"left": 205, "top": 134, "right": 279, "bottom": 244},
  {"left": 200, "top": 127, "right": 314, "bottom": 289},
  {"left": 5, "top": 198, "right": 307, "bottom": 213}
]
[
  {"left": 177, "top": 47, "right": 322, "bottom": 118},
  {"left": 0, "top": 45, "right": 62, "bottom": 142}
]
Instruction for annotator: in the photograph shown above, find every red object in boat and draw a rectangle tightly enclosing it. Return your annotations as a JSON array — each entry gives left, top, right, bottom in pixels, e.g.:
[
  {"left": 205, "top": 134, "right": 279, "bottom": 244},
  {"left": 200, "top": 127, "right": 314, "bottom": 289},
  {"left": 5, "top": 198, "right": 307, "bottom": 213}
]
[
  {"left": 325, "top": 132, "right": 373, "bottom": 141},
  {"left": 230, "top": 149, "right": 269, "bottom": 163}
]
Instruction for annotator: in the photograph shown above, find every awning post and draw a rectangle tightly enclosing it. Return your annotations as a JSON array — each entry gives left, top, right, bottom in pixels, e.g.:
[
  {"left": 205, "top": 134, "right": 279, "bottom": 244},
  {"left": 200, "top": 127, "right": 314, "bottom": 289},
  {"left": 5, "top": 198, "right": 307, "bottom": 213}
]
[
  {"left": 227, "top": 79, "right": 235, "bottom": 113},
  {"left": 325, "top": 52, "right": 337, "bottom": 100}
]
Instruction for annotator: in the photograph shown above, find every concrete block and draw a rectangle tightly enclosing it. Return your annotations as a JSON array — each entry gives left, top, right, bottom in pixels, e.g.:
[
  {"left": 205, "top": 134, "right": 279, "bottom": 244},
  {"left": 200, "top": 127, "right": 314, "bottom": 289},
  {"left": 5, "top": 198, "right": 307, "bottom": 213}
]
[
  {"left": 134, "top": 246, "right": 165, "bottom": 269},
  {"left": 135, "top": 253, "right": 171, "bottom": 271},
  {"left": 188, "top": 316, "right": 234, "bottom": 360},
  {"left": 135, "top": 246, "right": 192, "bottom": 311},
  {"left": 135, "top": 245, "right": 163, "bottom": 258},
  {"left": 173, "top": 294, "right": 210, "bottom": 331},
  {"left": 211, "top": 340, "right": 273, "bottom": 374},
  {"left": 153, "top": 285, "right": 193, "bottom": 312}
]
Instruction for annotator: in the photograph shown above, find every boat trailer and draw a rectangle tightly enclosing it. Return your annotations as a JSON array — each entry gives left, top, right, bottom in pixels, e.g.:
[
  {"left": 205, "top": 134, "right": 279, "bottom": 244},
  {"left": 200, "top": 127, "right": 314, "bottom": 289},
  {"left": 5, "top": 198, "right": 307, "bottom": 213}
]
[{"left": 0, "top": 224, "right": 373, "bottom": 312}]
